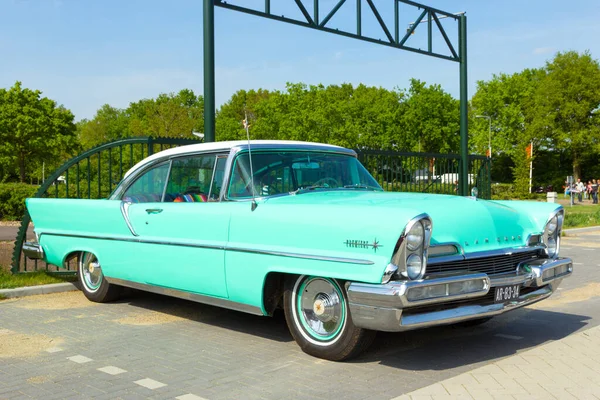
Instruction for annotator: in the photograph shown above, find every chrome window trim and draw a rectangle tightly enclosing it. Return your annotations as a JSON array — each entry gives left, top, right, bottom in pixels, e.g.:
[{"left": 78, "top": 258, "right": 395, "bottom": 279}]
[
  {"left": 209, "top": 155, "right": 228, "bottom": 201},
  {"left": 38, "top": 232, "right": 375, "bottom": 266},
  {"left": 160, "top": 160, "right": 173, "bottom": 202}
]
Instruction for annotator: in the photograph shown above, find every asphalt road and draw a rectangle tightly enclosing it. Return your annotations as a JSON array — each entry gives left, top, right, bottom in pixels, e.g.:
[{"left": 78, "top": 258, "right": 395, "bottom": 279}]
[{"left": 0, "top": 231, "right": 598, "bottom": 400}]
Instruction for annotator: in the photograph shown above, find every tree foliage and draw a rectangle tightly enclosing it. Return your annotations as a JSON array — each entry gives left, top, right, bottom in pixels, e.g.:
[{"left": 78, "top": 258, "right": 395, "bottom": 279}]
[
  {"left": 533, "top": 51, "right": 600, "bottom": 178},
  {"left": 0, "top": 82, "right": 77, "bottom": 182},
  {"left": 78, "top": 89, "right": 204, "bottom": 148},
  {"left": 471, "top": 50, "right": 600, "bottom": 189},
  {"left": 215, "top": 81, "right": 459, "bottom": 153}
]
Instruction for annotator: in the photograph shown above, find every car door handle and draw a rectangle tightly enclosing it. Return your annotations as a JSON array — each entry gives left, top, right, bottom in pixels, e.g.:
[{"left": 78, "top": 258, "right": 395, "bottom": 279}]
[{"left": 145, "top": 208, "right": 163, "bottom": 214}]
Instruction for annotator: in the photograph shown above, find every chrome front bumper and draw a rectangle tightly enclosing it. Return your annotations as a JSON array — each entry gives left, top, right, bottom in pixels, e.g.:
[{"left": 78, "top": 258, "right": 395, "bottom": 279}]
[
  {"left": 23, "top": 242, "right": 44, "bottom": 260},
  {"left": 347, "top": 257, "right": 573, "bottom": 332}
]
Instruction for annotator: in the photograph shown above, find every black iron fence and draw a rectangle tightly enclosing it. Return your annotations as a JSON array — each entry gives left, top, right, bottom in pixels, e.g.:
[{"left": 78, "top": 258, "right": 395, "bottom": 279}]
[
  {"left": 357, "top": 149, "right": 491, "bottom": 199},
  {"left": 11, "top": 139, "right": 491, "bottom": 273},
  {"left": 11, "top": 137, "right": 200, "bottom": 273}
]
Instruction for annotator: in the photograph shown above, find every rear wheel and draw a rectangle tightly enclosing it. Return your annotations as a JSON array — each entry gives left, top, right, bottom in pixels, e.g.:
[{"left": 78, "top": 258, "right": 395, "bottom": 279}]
[
  {"left": 283, "top": 275, "right": 375, "bottom": 361},
  {"left": 78, "top": 252, "right": 120, "bottom": 303}
]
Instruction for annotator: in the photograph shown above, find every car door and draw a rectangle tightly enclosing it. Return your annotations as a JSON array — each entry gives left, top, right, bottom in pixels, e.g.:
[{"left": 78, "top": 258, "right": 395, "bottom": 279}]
[{"left": 122, "top": 154, "right": 230, "bottom": 298}]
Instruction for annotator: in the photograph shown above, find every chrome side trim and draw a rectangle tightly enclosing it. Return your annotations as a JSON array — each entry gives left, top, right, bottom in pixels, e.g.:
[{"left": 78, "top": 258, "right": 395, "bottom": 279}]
[
  {"left": 39, "top": 232, "right": 374, "bottom": 265},
  {"left": 23, "top": 242, "right": 44, "bottom": 260},
  {"left": 226, "top": 246, "right": 375, "bottom": 265},
  {"left": 105, "top": 277, "right": 264, "bottom": 316},
  {"left": 119, "top": 201, "right": 139, "bottom": 237}
]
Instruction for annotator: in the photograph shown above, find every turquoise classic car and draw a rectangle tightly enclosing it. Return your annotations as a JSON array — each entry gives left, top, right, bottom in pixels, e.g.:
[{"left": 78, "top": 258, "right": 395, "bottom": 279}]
[{"left": 24, "top": 141, "right": 573, "bottom": 360}]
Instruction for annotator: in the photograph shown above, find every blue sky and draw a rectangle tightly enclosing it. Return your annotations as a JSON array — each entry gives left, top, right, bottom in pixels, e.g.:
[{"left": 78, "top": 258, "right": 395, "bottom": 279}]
[{"left": 2, "top": 0, "right": 599, "bottom": 121}]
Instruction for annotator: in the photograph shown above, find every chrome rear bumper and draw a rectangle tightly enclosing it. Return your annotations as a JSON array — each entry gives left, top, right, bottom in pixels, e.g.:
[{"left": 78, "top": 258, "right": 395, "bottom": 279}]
[
  {"left": 23, "top": 242, "right": 44, "bottom": 260},
  {"left": 347, "top": 257, "right": 573, "bottom": 332}
]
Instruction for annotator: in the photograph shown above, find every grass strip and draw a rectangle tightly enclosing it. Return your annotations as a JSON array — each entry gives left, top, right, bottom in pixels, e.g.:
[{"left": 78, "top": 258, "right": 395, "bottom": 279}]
[
  {"left": 0, "top": 269, "right": 76, "bottom": 290},
  {"left": 564, "top": 208, "right": 600, "bottom": 228}
]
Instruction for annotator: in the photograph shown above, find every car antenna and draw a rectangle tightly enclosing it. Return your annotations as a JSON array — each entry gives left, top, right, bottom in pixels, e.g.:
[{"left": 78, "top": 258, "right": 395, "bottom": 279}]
[{"left": 243, "top": 110, "right": 258, "bottom": 211}]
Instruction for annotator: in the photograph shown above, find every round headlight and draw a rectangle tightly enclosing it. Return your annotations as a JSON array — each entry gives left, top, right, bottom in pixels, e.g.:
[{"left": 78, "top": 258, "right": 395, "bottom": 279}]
[
  {"left": 406, "top": 222, "right": 424, "bottom": 251},
  {"left": 406, "top": 254, "right": 423, "bottom": 280},
  {"left": 546, "top": 236, "right": 557, "bottom": 257},
  {"left": 546, "top": 215, "right": 558, "bottom": 235}
]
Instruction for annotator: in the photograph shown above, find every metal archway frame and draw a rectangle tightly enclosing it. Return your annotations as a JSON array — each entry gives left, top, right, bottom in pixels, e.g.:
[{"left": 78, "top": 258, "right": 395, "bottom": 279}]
[{"left": 203, "top": 0, "right": 470, "bottom": 196}]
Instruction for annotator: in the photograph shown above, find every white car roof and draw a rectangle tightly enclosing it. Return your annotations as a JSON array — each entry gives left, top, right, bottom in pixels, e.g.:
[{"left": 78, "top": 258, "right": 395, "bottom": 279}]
[{"left": 123, "top": 140, "right": 350, "bottom": 179}]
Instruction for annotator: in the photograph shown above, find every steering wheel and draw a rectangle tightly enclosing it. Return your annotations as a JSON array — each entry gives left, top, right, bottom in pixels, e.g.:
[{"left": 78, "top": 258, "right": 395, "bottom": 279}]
[{"left": 313, "top": 177, "right": 340, "bottom": 188}]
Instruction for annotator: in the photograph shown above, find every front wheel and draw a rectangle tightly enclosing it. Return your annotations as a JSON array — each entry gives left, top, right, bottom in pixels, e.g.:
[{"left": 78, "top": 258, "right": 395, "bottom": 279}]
[
  {"left": 78, "top": 252, "right": 121, "bottom": 303},
  {"left": 283, "top": 275, "right": 375, "bottom": 361}
]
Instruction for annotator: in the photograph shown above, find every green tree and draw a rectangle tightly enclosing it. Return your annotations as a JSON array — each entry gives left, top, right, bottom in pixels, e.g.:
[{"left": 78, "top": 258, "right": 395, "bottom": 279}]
[
  {"left": 0, "top": 81, "right": 77, "bottom": 182},
  {"left": 470, "top": 69, "right": 544, "bottom": 193},
  {"left": 215, "top": 88, "right": 272, "bottom": 141},
  {"left": 128, "top": 89, "right": 204, "bottom": 138},
  {"left": 77, "top": 104, "right": 131, "bottom": 149},
  {"left": 399, "top": 79, "right": 460, "bottom": 153},
  {"left": 532, "top": 51, "right": 600, "bottom": 179}
]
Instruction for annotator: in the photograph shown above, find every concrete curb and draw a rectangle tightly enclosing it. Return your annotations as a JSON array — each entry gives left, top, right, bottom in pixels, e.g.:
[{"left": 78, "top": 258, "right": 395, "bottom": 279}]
[
  {"left": 564, "top": 226, "right": 600, "bottom": 234},
  {"left": 0, "top": 282, "right": 79, "bottom": 299}
]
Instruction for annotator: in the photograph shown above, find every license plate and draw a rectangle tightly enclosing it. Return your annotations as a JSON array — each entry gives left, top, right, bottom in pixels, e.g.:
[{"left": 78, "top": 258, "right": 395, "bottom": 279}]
[{"left": 494, "top": 285, "right": 520, "bottom": 303}]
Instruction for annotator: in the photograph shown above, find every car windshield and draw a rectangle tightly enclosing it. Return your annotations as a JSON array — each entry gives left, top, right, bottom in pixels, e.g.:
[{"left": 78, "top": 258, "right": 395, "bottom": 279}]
[{"left": 228, "top": 150, "right": 382, "bottom": 198}]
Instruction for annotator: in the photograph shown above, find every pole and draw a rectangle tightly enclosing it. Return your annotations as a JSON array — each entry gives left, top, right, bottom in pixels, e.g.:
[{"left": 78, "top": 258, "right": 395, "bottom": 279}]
[
  {"left": 488, "top": 119, "right": 491, "bottom": 159},
  {"left": 203, "top": 0, "right": 216, "bottom": 143},
  {"left": 529, "top": 141, "right": 533, "bottom": 194},
  {"left": 458, "top": 14, "right": 468, "bottom": 196}
]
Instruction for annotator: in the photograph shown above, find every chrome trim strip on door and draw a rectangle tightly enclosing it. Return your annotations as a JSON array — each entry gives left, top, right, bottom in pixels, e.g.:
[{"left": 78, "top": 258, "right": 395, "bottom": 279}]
[
  {"left": 119, "top": 201, "right": 139, "bottom": 237},
  {"left": 226, "top": 246, "right": 375, "bottom": 265},
  {"left": 39, "top": 232, "right": 375, "bottom": 265},
  {"left": 105, "top": 277, "right": 265, "bottom": 316}
]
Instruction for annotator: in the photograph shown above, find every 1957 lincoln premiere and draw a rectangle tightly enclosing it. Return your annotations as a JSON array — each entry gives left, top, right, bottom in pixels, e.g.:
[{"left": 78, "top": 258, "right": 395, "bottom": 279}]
[{"left": 24, "top": 140, "right": 573, "bottom": 360}]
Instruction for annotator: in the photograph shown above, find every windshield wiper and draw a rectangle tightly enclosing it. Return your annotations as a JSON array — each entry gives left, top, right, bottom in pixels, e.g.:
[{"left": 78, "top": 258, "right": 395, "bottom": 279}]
[
  {"left": 291, "top": 185, "right": 332, "bottom": 195},
  {"left": 342, "top": 184, "right": 382, "bottom": 191}
]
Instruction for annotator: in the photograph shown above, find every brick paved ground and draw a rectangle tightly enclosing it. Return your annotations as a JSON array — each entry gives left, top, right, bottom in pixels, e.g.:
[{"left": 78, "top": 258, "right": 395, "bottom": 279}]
[
  {"left": 394, "top": 324, "right": 600, "bottom": 400},
  {"left": 0, "top": 234, "right": 599, "bottom": 400}
]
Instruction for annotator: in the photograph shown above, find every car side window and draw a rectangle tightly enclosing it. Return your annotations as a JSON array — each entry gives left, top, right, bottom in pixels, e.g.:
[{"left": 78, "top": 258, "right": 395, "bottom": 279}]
[
  {"left": 164, "top": 154, "right": 216, "bottom": 202},
  {"left": 209, "top": 157, "right": 227, "bottom": 200},
  {"left": 122, "top": 163, "right": 170, "bottom": 203}
]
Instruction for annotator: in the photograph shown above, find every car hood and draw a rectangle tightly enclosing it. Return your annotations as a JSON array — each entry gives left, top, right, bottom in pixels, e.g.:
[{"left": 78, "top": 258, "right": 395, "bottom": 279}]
[{"left": 258, "top": 190, "right": 556, "bottom": 253}]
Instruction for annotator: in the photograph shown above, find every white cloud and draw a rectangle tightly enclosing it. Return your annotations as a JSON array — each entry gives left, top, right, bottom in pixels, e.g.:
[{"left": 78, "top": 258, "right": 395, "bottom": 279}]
[{"left": 532, "top": 47, "right": 555, "bottom": 55}]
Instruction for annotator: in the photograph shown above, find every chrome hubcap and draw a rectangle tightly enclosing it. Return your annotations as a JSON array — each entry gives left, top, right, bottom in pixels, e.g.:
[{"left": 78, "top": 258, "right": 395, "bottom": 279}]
[
  {"left": 81, "top": 253, "right": 102, "bottom": 291},
  {"left": 298, "top": 277, "right": 345, "bottom": 340}
]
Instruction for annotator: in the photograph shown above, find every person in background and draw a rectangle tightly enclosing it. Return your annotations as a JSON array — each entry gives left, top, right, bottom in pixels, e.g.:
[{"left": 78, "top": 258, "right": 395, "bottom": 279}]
[
  {"left": 592, "top": 179, "right": 599, "bottom": 204},
  {"left": 587, "top": 181, "right": 592, "bottom": 201},
  {"left": 576, "top": 178, "right": 585, "bottom": 202}
]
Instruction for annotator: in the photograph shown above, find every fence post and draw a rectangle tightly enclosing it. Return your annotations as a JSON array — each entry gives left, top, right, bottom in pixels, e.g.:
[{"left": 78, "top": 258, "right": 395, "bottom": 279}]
[{"left": 147, "top": 137, "right": 154, "bottom": 156}]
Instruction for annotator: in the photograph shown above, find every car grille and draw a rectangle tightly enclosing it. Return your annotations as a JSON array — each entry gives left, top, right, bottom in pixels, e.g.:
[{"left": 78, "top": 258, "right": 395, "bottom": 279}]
[{"left": 427, "top": 249, "right": 542, "bottom": 276}]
